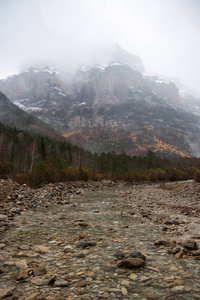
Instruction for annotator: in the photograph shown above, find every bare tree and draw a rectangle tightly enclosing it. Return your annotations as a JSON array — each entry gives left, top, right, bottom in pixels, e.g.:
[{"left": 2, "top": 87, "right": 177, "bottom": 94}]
[{"left": 30, "top": 141, "right": 36, "bottom": 174}]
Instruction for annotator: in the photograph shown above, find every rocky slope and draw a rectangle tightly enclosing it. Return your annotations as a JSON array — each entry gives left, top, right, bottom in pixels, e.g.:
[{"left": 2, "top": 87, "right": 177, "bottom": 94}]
[
  {"left": 0, "top": 46, "right": 200, "bottom": 157},
  {"left": 0, "top": 92, "right": 56, "bottom": 137}
]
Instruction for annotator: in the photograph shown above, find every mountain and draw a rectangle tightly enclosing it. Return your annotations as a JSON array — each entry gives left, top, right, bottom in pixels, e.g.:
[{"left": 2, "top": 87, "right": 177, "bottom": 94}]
[
  {"left": 0, "top": 91, "right": 57, "bottom": 137},
  {"left": 0, "top": 46, "right": 200, "bottom": 157}
]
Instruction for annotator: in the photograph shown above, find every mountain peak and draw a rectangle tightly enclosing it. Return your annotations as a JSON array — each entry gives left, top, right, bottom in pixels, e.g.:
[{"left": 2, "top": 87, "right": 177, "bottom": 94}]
[{"left": 110, "top": 44, "right": 145, "bottom": 73}]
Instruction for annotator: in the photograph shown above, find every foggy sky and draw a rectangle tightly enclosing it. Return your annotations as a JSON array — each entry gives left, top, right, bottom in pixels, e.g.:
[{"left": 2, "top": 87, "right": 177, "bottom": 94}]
[{"left": 0, "top": 0, "right": 200, "bottom": 95}]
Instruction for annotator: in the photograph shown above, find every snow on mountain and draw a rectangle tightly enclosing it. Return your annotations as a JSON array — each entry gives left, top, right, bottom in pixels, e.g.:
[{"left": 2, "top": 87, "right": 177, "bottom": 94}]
[{"left": 26, "top": 65, "right": 60, "bottom": 75}]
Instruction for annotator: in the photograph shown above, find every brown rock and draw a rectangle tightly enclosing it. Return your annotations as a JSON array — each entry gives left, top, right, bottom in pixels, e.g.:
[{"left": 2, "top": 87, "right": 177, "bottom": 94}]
[
  {"left": 171, "top": 285, "right": 185, "bottom": 293},
  {"left": 183, "top": 239, "right": 197, "bottom": 250},
  {"left": 76, "top": 240, "right": 96, "bottom": 248},
  {"left": 15, "top": 259, "right": 28, "bottom": 270},
  {"left": 25, "top": 293, "right": 41, "bottom": 300},
  {"left": 33, "top": 265, "right": 47, "bottom": 276},
  {"left": 192, "top": 249, "right": 200, "bottom": 256},
  {"left": 30, "top": 277, "right": 47, "bottom": 286},
  {"left": 154, "top": 239, "right": 176, "bottom": 248},
  {"left": 117, "top": 258, "right": 145, "bottom": 269},
  {"left": 0, "top": 288, "right": 12, "bottom": 298},
  {"left": 14, "top": 268, "right": 33, "bottom": 281},
  {"left": 175, "top": 250, "right": 184, "bottom": 259},
  {"left": 72, "top": 280, "right": 87, "bottom": 287},
  {"left": 33, "top": 245, "right": 50, "bottom": 254}
]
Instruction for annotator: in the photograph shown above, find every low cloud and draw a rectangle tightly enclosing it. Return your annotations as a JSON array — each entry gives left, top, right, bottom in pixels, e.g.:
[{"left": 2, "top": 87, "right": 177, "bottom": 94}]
[{"left": 0, "top": 0, "right": 200, "bottom": 95}]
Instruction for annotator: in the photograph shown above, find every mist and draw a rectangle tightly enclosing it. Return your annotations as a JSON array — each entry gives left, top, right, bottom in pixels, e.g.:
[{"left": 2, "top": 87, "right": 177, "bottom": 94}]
[{"left": 0, "top": 0, "right": 200, "bottom": 95}]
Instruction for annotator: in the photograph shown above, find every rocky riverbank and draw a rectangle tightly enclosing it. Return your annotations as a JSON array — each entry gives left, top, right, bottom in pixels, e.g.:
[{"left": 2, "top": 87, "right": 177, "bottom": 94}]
[
  {"left": 0, "top": 179, "right": 200, "bottom": 299},
  {"left": 0, "top": 179, "right": 118, "bottom": 233}
]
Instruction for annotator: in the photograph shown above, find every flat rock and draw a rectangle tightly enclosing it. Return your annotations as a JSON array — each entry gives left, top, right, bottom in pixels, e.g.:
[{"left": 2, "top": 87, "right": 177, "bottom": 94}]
[
  {"left": 171, "top": 285, "right": 185, "bottom": 293},
  {"left": 76, "top": 240, "right": 97, "bottom": 248},
  {"left": 33, "top": 245, "right": 50, "bottom": 254},
  {"left": 54, "top": 280, "right": 69, "bottom": 287},
  {"left": 0, "top": 288, "right": 12, "bottom": 298},
  {"left": 72, "top": 280, "right": 87, "bottom": 287},
  {"left": 31, "top": 277, "right": 47, "bottom": 286}
]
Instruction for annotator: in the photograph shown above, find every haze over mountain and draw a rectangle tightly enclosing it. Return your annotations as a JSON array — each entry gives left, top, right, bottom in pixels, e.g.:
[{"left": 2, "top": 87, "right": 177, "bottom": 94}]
[
  {"left": 0, "top": 0, "right": 200, "bottom": 96},
  {"left": 0, "top": 46, "right": 200, "bottom": 157}
]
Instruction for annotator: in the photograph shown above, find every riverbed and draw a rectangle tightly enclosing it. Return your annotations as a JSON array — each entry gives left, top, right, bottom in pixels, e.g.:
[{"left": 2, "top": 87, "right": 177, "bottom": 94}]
[{"left": 0, "top": 182, "right": 200, "bottom": 299}]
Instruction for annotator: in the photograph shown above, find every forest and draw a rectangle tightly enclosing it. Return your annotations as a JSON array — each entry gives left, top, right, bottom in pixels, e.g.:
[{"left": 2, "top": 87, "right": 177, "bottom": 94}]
[{"left": 0, "top": 121, "right": 200, "bottom": 187}]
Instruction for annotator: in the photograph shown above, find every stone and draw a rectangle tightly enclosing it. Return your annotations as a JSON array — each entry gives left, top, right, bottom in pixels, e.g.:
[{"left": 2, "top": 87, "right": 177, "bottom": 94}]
[
  {"left": 33, "top": 264, "right": 47, "bottom": 276},
  {"left": 72, "top": 280, "right": 87, "bottom": 287},
  {"left": 54, "top": 280, "right": 69, "bottom": 287},
  {"left": 171, "top": 285, "right": 185, "bottom": 293},
  {"left": 128, "top": 250, "right": 146, "bottom": 261},
  {"left": 0, "top": 214, "right": 7, "bottom": 220},
  {"left": 175, "top": 250, "right": 184, "bottom": 259},
  {"left": 33, "top": 245, "right": 50, "bottom": 254},
  {"left": 114, "top": 249, "right": 124, "bottom": 260},
  {"left": 15, "top": 259, "right": 28, "bottom": 270},
  {"left": 76, "top": 240, "right": 97, "bottom": 248},
  {"left": 78, "top": 222, "right": 89, "bottom": 227},
  {"left": 121, "top": 279, "right": 129, "bottom": 286},
  {"left": 31, "top": 277, "right": 47, "bottom": 286},
  {"left": 64, "top": 245, "right": 74, "bottom": 253},
  {"left": 0, "top": 288, "right": 12, "bottom": 298},
  {"left": 121, "top": 286, "right": 128, "bottom": 295},
  {"left": 117, "top": 258, "right": 145, "bottom": 269},
  {"left": 14, "top": 268, "right": 32, "bottom": 281},
  {"left": 129, "top": 273, "right": 137, "bottom": 280},
  {"left": 79, "top": 233, "right": 89, "bottom": 239},
  {"left": 154, "top": 239, "right": 176, "bottom": 248},
  {"left": 154, "top": 239, "right": 163, "bottom": 246},
  {"left": 192, "top": 249, "right": 200, "bottom": 256},
  {"left": 25, "top": 293, "right": 41, "bottom": 300},
  {"left": 183, "top": 239, "right": 197, "bottom": 250},
  {"left": 143, "top": 288, "right": 161, "bottom": 299}
]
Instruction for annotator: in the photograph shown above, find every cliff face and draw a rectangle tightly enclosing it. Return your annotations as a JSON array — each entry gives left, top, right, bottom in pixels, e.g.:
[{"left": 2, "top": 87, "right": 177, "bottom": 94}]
[
  {"left": 0, "top": 47, "right": 200, "bottom": 157},
  {"left": 73, "top": 63, "right": 143, "bottom": 106}
]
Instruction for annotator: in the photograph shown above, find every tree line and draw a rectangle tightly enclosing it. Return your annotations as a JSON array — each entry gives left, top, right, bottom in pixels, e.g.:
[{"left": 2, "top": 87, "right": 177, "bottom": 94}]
[{"left": 0, "top": 121, "right": 200, "bottom": 187}]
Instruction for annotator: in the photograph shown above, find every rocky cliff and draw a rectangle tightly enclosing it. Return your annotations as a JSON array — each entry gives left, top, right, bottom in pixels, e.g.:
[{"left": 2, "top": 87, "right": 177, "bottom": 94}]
[{"left": 0, "top": 47, "right": 200, "bottom": 157}]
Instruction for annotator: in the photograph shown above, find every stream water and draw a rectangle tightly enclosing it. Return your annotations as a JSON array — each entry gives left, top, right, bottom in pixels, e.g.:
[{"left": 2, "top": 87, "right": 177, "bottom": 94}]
[{"left": 1, "top": 188, "right": 200, "bottom": 299}]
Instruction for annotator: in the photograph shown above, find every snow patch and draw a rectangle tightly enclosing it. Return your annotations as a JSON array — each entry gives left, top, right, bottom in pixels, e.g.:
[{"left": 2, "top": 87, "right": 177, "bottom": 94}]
[
  {"left": 129, "top": 86, "right": 135, "bottom": 91},
  {"left": 27, "top": 66, "right": 60, "bottom": 75},
  {"left": 109, "top": 62, "right": 124, "bottom": 67},
  {"left": 155, "top": 79, "right": 170, "bottom": 84},
  {"left": 50, "top": 86, "right": 66, "bottom": 96},
  {"left": 73, "top": 102, "right": 87, "bottom": 107},
  {"left": 80, "top": 65, "right": 106, "bottom": 72}
]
